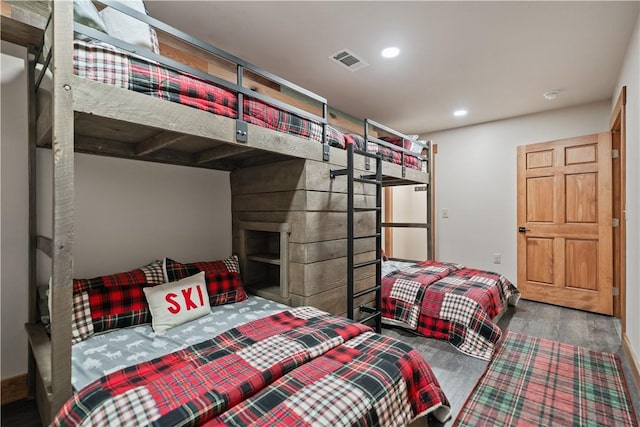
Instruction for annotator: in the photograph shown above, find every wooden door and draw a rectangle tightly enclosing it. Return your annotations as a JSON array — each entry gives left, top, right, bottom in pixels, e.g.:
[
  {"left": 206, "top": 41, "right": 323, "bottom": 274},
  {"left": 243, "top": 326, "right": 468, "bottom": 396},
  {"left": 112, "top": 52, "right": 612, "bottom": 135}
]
[{"left": 517, "top": 133, "right": 613, "bottom": 315}]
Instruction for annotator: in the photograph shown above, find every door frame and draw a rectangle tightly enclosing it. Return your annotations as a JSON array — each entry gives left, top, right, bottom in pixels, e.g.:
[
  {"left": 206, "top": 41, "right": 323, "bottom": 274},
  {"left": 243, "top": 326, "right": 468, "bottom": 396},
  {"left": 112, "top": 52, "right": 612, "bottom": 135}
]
[{"left": 610, "top": 86, "right": 627, "bottom": 331}]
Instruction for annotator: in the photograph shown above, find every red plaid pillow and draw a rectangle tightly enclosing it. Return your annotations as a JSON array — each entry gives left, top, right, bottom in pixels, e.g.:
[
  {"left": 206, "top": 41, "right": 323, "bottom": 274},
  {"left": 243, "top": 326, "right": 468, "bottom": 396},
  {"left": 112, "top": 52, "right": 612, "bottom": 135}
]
[
  {"left": 71, "top": 260, "right": 164, "bottom": 343},
  {"left": 380, "top": 135, "right": 411, "bottom": 149},
  {"left": 163, "top": 255, "right": 247, "bottom": 307}
]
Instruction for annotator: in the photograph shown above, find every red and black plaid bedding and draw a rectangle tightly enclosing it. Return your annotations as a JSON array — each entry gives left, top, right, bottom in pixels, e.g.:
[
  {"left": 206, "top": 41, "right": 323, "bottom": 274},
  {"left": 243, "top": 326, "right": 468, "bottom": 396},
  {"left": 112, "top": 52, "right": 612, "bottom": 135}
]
[
  {"left": 72, "top": 40, "right": 418, "bottom": 166},
  {"left": 71, "top": 260, "right": 165, "bottom": 343},
  {"left": 382, "top": 260, "right": 520, "bottom": 360},
  {"left": 53, "top": 306, "right": 451, "bottom": 426},
  {"left": 345, "top": 134, "right": 422, "bottom": 170}
]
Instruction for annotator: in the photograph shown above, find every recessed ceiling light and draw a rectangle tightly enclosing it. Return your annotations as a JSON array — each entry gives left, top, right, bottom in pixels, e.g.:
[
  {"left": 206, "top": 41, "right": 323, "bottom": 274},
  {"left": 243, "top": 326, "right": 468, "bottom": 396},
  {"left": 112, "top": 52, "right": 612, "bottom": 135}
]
[
  {"left": 453, "top": 109, "right": 467, "bottom": 117},
  {"left": 543, "top": 90, "right": 560, "bottom": 100},
  {"left": 381, "top": 47, "right": 400, "bottom": 58}
]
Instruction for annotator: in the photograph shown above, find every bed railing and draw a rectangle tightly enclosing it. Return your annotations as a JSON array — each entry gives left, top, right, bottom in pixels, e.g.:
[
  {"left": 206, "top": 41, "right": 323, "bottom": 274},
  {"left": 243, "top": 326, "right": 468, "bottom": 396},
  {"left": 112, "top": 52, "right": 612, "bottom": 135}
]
[
  {"left": 365, "top": 118, "right": 430, "bottom": 178},
  {"left": 36, "top": 0, "right": 329, "bottom": 148}
]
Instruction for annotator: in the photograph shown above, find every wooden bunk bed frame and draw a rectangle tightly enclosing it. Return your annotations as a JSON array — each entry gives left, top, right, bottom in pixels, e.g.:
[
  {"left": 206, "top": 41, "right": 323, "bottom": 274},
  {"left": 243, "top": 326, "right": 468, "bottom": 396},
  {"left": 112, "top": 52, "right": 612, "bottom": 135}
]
[{"left": 2, "top": 1, "right": 433, "bottom": 422}]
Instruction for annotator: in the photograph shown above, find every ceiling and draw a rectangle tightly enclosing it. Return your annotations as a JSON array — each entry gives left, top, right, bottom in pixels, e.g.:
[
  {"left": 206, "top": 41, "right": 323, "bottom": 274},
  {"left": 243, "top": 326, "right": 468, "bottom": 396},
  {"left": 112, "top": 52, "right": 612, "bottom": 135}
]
[{"left": 146, "top": 1, "right": 639, "bottom": 135}]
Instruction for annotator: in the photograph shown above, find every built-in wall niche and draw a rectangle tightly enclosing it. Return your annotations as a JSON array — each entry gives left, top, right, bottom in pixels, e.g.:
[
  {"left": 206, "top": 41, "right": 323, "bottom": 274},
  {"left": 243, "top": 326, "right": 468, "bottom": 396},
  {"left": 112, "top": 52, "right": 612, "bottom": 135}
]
[{"left": 238, "top": 221, "right": 291, "bottom": 305}]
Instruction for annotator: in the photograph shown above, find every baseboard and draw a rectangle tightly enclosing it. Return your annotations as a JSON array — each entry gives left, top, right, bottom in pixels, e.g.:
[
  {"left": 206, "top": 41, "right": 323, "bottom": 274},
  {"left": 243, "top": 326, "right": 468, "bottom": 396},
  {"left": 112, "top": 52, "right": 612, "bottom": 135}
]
[
  {"left": 1, "top": 374, "right": 28, "bottom": 405},
  {"left": 622, "top": 333, "right": 640, "bottom": 395}
]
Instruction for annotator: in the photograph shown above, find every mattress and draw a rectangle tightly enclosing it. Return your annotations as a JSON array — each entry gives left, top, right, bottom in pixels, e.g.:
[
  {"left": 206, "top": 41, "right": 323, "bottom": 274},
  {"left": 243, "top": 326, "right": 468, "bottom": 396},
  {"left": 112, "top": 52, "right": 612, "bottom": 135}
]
[{"left": 72, "top": 40, "right": 422, "bottom": 169}]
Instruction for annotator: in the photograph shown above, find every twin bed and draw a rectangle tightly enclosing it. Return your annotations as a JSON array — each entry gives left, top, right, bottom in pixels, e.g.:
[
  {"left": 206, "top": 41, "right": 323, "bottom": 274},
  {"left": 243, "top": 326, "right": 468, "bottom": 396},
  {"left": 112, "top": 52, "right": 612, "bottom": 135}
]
[
  {"left": 382, "top": 260, "right": 520, "bottom": 360},
  {"left": 9, "top": 0, "right": 519, "bottom": 424},
  {"left": 51, "top": 258, "right": 451, "bottom": 426}
]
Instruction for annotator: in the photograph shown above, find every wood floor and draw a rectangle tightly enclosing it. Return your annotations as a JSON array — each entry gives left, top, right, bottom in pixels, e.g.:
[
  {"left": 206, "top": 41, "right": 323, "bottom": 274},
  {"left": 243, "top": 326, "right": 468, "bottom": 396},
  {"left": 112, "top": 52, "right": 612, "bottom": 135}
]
[
  {"left": 384, "top": 299, "right": 640, "bottom": 425},
  {"left": 2, "top": 300, "right": 639, "bottom": 426}
]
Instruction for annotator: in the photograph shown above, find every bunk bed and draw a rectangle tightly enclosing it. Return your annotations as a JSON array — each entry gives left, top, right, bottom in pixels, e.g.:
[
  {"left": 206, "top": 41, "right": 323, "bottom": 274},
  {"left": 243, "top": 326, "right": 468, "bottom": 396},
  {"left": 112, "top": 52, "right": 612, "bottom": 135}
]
[{"left": 1, "top": 0, "right": 444, "bottom": 424}]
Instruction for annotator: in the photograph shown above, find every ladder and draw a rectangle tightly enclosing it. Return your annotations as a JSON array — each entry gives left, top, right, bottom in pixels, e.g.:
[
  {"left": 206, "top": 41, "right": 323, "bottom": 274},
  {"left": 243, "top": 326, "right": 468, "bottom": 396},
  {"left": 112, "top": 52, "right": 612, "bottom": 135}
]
[{"left": 330, "top": 143, "right": 383, "bottom": 333}]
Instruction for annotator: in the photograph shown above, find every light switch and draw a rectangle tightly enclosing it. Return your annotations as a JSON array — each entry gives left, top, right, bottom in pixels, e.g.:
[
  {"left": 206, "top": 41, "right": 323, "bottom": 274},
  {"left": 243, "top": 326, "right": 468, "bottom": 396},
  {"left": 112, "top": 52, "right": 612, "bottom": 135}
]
[
  {"left": 493, "top": 253, "right": 501, "bottom": 264},
  {"left": 442, "top": 208, "right": 449, "bottom": 218}
]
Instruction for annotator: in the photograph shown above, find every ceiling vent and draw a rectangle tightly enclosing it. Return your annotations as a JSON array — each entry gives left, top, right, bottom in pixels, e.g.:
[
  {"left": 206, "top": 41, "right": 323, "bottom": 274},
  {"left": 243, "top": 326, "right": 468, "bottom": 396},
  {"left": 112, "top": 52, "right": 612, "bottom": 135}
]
[{"left": 330, "top": 49, "right": 369, "bottom": 71}]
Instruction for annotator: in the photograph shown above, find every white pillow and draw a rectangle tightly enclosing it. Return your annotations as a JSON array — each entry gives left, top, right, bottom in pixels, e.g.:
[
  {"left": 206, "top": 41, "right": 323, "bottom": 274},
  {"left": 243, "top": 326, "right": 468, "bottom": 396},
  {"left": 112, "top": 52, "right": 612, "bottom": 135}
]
[
  {"left": 100, "top": 0, "right": 155, "bottom": 52},
  {"left": 143, "top": 271, "right": 210, "bottom": 333},
  {"left": 74, "top": 0, "right": 108, "bottom": 33}
]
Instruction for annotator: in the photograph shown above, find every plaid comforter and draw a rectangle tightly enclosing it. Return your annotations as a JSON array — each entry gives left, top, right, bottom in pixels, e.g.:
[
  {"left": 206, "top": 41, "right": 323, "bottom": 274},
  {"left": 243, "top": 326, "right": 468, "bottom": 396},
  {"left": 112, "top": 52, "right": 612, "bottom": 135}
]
[
  {"left": 73, "top": 40, "right": 418, "bottom": 166},
  {"left": 382, "top": 261, "right": 520, "bottom": 360},
  {"left": 53, "top": 306, "right": 451, "bottom": 426},
  {"left": 345, "top": 134, "right": 423, "bottom": 170}
]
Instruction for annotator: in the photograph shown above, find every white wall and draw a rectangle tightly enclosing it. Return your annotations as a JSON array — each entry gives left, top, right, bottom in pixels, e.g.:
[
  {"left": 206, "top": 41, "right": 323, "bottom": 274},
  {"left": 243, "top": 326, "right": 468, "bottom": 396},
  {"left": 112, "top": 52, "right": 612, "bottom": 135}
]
[
  {"left": 422, "top": 100, "right": 611, "bottom": 283},
  {"left": 1, "top": 41, "right": 30, "bottom": 379},
  {"left": 37, "top": 151, "right": 232, "bottom": 279},
  {"left": 1, "top": 44, "right": 233, "bottom": 379},
  {"left": 613, "top": 11, "right": 640, "bottom": 366},
  {"left": 388, "top": 185, "right": 429, "bottom": 260}
]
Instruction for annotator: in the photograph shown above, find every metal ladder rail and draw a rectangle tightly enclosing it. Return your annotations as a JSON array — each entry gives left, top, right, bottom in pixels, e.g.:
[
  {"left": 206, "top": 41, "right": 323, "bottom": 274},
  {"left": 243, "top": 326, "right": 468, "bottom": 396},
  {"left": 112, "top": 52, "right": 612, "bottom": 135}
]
[{"left": 330, "top": 144, "right": 383, "bottom": 332}]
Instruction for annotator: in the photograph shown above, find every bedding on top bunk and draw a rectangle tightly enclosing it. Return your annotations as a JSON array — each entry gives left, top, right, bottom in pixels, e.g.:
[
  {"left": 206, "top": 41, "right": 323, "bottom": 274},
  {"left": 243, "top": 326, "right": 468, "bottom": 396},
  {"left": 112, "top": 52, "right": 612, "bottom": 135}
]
[
  {"left": 72, "top": 40, "right": 423, "bottom": 170},
  {"left": 381, "top": 260, "right": 520, "bottom": 360},
  {"left": 55, "top": 304, "right": 451, "bottom": 426}
]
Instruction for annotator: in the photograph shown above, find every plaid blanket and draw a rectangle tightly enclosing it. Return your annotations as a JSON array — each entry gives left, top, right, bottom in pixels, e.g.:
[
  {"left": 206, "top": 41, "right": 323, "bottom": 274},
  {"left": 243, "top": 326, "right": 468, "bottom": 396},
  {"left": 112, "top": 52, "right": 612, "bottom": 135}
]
[
  {"left": 382, "top": 261, "right": 520, "bottom": 360},
  {"left": 53, "top": 306, "right": 451, "bottom": 426},
  {"left": 345, "top": 134, "right": 423, "bottom": 170},
  {"left": 74, "top": 40, "right": 331, "bottom": 144},
  {"left": 73, "top": 40, "right": 419, "bottom": 165},
  {"left": 455, "top": 331, "right": 639, "bottom": 426}
]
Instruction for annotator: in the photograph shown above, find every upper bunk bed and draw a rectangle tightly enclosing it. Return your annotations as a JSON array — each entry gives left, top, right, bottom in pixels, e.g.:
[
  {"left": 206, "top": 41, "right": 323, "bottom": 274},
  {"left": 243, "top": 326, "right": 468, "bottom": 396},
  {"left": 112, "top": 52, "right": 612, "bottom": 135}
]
[
  {"left": 2, "top": 0, "right": 434, "bottom": 420},
  {"left": 2, "top": 0, "right": 431, "bottom": 187}
]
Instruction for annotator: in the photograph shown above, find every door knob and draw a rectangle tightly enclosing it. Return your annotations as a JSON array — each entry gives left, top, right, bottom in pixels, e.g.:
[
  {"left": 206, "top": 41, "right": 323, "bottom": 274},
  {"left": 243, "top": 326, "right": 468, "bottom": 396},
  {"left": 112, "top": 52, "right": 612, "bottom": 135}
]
[{"left": 518, "top": 227, "right": 530, "bottom": 233}]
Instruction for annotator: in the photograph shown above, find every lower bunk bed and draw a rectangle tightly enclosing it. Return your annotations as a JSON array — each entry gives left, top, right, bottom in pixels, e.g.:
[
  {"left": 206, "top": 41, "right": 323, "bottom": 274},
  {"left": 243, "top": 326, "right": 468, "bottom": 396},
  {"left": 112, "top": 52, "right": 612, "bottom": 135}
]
[
  {"left": 44, "top": 256, "right": 451, "bottom": 426},
  {"left": 381, "top": 260, "right": 521, "bottom": 360}
]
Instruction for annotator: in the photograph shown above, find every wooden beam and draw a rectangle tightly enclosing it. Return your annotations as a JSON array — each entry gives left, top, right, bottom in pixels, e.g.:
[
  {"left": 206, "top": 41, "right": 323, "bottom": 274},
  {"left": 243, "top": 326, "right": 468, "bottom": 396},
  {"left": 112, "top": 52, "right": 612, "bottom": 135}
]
[
  {"left": 196, "top": 144, "right": 253, "bottom": 163},
  {"left": 36, "top": 102, "right": 51, "bottom": 146},
  {"left": 28, "top": 45, "right": 39, "bottom": 399},
  {"left": 236, "top": 153, "right": 290, "bottom": 169},
  {"left": 36, "top": 235, "right": 52, "bottom": 257},
  {"left": 239, "top": 221, "right": 290, "bottom": 233},
  {"left": 0, "top": 0, "right": 47, "bottom": 48},
  {"left": 25, "top": 323, "right": 52, "bottom": 396},
  {"left": 135, "top": 131, "right": 192, "bottom": 156},
  {"left": 74, "top": 135, "right": 235, "bottom": 171},
  {"left": 50, "top": 1, "right": 74, "bottom": 415}
]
